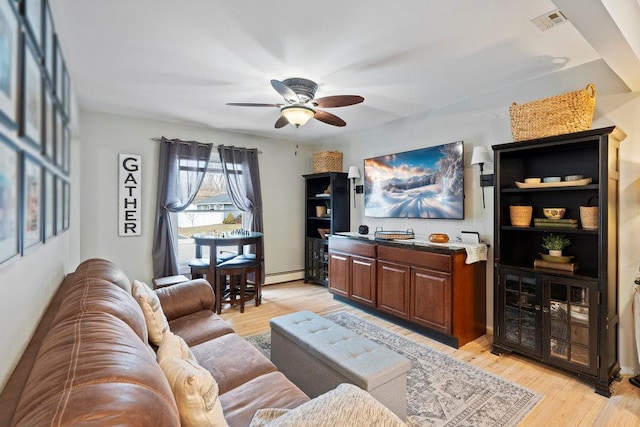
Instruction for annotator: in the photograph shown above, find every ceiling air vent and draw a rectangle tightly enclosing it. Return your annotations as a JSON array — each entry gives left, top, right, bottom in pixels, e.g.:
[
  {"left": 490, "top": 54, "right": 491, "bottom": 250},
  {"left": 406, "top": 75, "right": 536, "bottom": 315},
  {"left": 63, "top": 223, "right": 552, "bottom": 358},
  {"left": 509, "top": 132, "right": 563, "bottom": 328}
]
[{"left": 531, "top": 9, "right": 568, "bottom": 31}]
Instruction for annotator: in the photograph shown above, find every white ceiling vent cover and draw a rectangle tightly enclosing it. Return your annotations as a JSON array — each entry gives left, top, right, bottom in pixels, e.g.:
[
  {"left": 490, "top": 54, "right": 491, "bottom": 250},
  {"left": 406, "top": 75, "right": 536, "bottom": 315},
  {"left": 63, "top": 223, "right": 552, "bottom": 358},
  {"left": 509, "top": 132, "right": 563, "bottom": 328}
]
[{"left": 531, "top": 9, "right": 568, "bottom": 31}]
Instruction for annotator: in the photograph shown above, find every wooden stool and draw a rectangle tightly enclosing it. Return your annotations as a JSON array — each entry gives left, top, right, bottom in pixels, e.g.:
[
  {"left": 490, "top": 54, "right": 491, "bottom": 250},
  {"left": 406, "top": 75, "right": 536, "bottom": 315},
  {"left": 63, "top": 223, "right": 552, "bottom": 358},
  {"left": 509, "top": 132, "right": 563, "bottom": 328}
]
[
  {"left": 188, "top": 258, "right": 210, "bottom": 280},
  {"left": 216, "top": 255, "right": 261, "bottom": 314}
]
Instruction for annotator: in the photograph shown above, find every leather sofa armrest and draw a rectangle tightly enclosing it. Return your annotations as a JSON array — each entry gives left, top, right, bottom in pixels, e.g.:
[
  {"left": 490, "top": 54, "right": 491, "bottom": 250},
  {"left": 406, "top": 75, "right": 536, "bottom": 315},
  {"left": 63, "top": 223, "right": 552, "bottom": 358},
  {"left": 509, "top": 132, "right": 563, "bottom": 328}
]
[{"left": 155, "top": 279, "right": 215, "bottom": 320}]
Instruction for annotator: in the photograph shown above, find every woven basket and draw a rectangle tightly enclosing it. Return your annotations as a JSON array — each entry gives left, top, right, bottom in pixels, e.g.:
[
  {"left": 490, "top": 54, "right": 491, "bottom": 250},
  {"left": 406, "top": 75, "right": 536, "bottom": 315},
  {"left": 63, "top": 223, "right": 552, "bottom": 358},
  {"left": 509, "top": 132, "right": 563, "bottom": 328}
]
[
  {"left": 510, "top": 205, "right": 533, "bottom": 227},
  {"left": 580, "top": 196, "right": 598, "bottom": 230},
  {"left": 509, "top": 84, "right": 596, "bottom": 141},
  {"left": 313, "top": 151, "right": 343, "bottom": 173}
]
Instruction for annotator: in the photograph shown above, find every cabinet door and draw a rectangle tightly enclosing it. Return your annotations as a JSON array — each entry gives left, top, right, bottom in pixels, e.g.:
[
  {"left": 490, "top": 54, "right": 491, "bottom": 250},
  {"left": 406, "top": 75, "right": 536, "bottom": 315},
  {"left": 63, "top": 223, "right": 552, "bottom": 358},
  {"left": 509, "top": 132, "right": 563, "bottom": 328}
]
[
  {"left": 543, "top": 276, "right": 598, "bottom": 376},
  {"left": 496, "top": 268, "right": 543, "bottom": 357},
  {"left": 410, "top": 267, "right": 452, "bottom": 334},
  {"left": 351, "top": 255, "right": 376, "bottom": 307},
  {"left": 377, "top": 261, "right": 410, "bottom": 319},
  {"left": 328, "top": 252, "right": 350, "bottom": 298}
]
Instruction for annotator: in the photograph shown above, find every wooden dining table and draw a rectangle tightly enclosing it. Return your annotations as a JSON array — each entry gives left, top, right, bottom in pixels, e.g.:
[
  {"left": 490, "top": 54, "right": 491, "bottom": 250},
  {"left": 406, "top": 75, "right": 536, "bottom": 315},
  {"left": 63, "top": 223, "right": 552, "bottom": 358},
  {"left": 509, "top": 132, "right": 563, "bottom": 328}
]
[{"left": 191, "top": 231, "right": 264, "bottom": 289}]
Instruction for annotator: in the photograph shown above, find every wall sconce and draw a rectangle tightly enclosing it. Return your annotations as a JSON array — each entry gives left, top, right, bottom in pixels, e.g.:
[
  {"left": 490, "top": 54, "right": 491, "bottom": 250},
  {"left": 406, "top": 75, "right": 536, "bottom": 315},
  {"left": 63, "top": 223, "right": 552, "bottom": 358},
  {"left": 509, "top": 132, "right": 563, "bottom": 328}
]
[
  {"left": 347, "top": 166, "right": 360, "bottom": 208},
  {"left": 470, "top": 146, "right": 494, "bottom": 209}
]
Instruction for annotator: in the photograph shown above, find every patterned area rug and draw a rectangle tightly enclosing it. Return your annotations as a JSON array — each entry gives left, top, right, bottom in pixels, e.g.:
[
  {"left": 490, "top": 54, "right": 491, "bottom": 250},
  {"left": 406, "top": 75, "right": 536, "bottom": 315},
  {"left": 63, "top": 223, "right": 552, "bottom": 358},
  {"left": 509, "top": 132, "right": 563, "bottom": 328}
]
[{"left": 245, "top": 311, "right": 541, "bottom": 427}]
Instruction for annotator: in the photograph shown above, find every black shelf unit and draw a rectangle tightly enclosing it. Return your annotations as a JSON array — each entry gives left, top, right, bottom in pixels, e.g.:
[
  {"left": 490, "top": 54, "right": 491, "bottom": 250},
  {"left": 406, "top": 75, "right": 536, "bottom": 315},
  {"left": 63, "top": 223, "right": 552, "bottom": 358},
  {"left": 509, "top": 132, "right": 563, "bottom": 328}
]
[
  {"left": 303, "top": 173, "right": 350, "bottom": 285},
  {"left": 491, "top": 126, "right": 626, "bottom": 397}
]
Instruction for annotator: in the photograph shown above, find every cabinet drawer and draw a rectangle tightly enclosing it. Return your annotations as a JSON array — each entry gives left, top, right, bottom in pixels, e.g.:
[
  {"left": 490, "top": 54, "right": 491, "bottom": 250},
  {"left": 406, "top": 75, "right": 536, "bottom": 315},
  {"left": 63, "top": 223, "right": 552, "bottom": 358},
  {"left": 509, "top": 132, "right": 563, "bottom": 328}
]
[
  {"left": 378, "top": 245, "right": 451, "bottom": 272},
  {"left": 329, "top": 238, "right": 376, "bottom": 258}
]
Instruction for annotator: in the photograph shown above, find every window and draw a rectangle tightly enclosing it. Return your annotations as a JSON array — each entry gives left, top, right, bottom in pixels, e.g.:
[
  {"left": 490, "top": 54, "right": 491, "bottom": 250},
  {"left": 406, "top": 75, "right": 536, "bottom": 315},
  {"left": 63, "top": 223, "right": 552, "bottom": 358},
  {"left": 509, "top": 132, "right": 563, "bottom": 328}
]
[{"left": 176, "top": 152, "right": 242, "bottom": 273}]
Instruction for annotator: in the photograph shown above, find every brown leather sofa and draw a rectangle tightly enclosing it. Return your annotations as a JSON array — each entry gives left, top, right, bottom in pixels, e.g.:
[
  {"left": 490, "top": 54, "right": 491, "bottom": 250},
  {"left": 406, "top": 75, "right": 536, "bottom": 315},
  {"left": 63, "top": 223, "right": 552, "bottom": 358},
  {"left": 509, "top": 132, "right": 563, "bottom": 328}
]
[{"left": 0, "top": 258, "right": 309, "bottom": 426}]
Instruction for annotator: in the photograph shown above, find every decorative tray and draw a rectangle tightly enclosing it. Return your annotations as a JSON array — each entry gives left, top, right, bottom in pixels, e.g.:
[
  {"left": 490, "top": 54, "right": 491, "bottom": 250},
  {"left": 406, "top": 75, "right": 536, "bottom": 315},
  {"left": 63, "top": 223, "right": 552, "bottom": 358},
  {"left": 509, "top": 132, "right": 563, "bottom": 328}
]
[
  {"left": 515, "top": 177, "right": 592, "bottom": 189},
  {"left": 374, "top": 228, "right": 415, "bottom": 241}
]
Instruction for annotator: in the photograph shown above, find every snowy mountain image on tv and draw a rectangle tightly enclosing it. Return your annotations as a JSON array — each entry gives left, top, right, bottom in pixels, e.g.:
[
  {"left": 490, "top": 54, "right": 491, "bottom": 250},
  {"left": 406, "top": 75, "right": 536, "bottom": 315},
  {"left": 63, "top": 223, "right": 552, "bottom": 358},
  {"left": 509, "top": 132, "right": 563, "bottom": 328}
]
[{"left": 364, "top": 141, "right": 464, "bottom": 219}]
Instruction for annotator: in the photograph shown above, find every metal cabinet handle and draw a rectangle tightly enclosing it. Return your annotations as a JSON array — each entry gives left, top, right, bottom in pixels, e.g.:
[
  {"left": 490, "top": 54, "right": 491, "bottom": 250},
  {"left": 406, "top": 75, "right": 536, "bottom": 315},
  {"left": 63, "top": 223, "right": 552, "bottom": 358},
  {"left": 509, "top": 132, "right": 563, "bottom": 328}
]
[
  {"left": 542, "top": 307, "right": 550, "bottom": 313},
  {"left": 535, "top": 305, "right": 541, "bottom": 311}
]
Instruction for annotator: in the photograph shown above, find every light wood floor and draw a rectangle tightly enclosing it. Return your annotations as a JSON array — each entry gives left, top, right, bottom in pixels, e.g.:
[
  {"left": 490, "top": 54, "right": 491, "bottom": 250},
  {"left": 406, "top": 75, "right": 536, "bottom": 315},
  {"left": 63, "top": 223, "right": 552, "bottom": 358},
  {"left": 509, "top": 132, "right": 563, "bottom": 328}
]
[{"left": 220, "top": 280, "right": 640, "bottom": 427}]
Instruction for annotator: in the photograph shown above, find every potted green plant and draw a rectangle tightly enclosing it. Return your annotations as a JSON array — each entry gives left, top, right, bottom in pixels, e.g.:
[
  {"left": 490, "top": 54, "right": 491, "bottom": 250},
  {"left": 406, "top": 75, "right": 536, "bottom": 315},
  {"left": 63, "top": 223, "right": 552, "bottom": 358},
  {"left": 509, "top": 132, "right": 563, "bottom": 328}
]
[{"left": 541, "top": 233, "right": 571, "bottom": 256}]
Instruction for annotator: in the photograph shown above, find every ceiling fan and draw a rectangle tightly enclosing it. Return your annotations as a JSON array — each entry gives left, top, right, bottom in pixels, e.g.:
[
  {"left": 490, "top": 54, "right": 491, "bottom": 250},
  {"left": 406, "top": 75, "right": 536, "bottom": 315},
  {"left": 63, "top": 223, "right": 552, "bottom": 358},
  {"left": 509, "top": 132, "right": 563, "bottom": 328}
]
[{"left": 226, "top": 78, "right": 364, "bottom": 128}]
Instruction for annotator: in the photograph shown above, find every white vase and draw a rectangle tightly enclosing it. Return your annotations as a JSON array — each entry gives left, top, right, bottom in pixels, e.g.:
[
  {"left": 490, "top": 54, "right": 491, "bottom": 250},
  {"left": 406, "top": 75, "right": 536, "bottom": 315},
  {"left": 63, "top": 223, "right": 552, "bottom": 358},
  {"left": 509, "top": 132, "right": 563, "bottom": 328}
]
[{"left": 549, "top": 249, "right": 563, "bottom": 257}]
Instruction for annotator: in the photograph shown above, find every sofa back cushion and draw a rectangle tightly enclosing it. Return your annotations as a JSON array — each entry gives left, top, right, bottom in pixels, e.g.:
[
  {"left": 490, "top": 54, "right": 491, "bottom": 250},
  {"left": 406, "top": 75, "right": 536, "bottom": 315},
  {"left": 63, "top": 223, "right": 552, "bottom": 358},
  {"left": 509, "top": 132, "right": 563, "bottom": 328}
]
[
  {"left": 53, "top": 277, "right": 149, "bottom": 342},
  {"left": 73, "top": 258, "right": 132, "bottom": 293},
  {"left": 10, "top": 312, "right": 179, "bottom": 427}
]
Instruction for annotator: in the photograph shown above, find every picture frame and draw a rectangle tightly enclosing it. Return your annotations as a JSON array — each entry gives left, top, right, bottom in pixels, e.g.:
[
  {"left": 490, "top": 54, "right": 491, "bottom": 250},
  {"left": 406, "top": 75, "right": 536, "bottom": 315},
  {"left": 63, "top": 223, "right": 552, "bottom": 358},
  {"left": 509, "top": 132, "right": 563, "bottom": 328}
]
[
  {"left": 0, "top": 0, "right": 20, "bottom": 127},
  {"left": 364, "top": 141, "right": 465, "bottom": 219},
  {"left": 54, "top": 37, "right": 63, "bottom": 103},
  {"left": 20, "top": 37, "right": 42, "bottom": 148},
  {"left": 43, "top": 0, "right": 54, "bottom": 80},
  {"left": 55, "top": 174, "right": 62, "bottom": 234},
  {"left": 0, "top": 132, "right": 20, "bottom": 264},
  {"left": 22, "top": 151, "right": 42, "bottom": 251},
  {"left": 62, "top": 122, "right": 69, "bottom": 174},
  {"left": 43, "top": 168, "right": 54, "bottom": 240},
  {"left": 42, "top": 81, "right": 54, "bottom": 159},
  {"left": 63, "top": 180, "right": 69, "bottom": 229},
  {"left": 22, "top": 0, "right": 42, "bottom": 52},
  {"left": 54, "top": 104, "right": 63, "bottom": 168}
]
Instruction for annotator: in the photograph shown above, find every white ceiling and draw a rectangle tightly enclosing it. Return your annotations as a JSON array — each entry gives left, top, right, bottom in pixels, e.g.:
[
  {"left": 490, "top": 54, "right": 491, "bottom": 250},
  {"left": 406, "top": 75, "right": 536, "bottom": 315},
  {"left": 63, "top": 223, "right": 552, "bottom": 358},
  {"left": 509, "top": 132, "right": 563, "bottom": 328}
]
[{"left": 50, "top": 0, "right": 640, "bottom": 143}]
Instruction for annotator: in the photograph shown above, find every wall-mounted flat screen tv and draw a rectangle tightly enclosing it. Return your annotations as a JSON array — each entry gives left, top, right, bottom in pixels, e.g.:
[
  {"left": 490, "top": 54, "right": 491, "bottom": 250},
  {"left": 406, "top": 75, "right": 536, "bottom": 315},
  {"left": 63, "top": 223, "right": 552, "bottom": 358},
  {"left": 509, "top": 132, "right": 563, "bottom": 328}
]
[{"left": 364, "top": 141, "right": 464, "bottom": 219}]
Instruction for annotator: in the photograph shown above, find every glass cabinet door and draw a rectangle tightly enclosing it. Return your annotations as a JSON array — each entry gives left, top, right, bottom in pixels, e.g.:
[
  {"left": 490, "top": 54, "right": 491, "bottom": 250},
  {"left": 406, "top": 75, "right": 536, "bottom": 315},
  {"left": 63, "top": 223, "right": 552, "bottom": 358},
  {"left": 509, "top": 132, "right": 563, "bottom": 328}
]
[
  {"left": 499, "top": 269, "right": 542, "bottom": 357},
  {"left": 543, "top": 276, "right": 598, "bottom": 375}
]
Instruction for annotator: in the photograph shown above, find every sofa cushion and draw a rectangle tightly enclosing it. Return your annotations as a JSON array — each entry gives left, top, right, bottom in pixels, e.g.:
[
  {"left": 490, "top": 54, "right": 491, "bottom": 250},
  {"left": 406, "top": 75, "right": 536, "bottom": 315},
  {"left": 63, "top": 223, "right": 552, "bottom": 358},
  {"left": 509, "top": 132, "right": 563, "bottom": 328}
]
[
  {"left": 191, "top": 333, "right": 277, "bottom": 394},
  {"left": 169, "top": 310, "right": 234, "bottom": 346},
  {"left": 220, "top": 372, "right": 310, "bottom": 427},
  {"left": 160, "top": 357, "right": 228, "bottom": 427},
  {"left": 10, "top": 312, "right": 179, "bottom": 427},
  {"left": 133, "top": 279, "right": 170, "bottom": 345},
  {"left": 53, "top": 277, "right": 149, "bottom": 342},
  {"left": 155, "top": 278, "right": 215, "bottom": 320},
  {"left": 72, "top": 258, "right": 132, "bottom": 292},
  {"left": 157, "top": 331, "right": 196, "bottom": 363},
  {"left": 249, "top": 383, "right": 405, "bottom": 427}
]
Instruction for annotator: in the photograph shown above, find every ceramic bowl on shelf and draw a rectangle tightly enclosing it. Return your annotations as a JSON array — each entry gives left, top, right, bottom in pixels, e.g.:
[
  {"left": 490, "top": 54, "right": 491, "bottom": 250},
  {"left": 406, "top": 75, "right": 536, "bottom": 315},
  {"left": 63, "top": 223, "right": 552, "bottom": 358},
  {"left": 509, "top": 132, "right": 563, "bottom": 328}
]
[
  {"left": 543, "top": 176, "right": 561, "bottom": 183},
  {"left": 524, "top": 177, "right": 541, "bottom": 184},
  {"left": 543, "top": 207, "right": 566, "bottom": 219},
  {"left": 564, "top": 174, "right": 583, "bottom": 181}
]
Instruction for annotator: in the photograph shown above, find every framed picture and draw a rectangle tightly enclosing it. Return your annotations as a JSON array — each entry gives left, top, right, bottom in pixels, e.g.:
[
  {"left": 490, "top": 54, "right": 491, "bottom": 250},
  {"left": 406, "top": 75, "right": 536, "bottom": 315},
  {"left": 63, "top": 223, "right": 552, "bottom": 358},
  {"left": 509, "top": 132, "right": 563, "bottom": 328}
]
[
  {"left": 42, "top": 81, "right": 54, "bottom": 159},
  {"left": 22, "top": 152, "right": 42, "bottom": 250},
  {"left": 0, "top": 0, "right": 20, "bottom": 127},
  {"left": 22, "top": 0, "right": 42, "bottom": 51},
  {"left": 364, "top": 141, "right": 465, "bottom": 219},
  {"left": 55, "top": 174, "right": 62, "bottom": 233},
  {"left": 63, "top": 64, "right": 70, "bottom": 118},
  {"left": 43, "top": 168, "right": 53, "bottom": 240},
  {"left": 20, "top": 37, "right": 42, "bottom": 148},
  {"left": 0, "top": 132, "right": 20, "bottom": 264},
  {"left": 43, "top": 0, "right": 54, "bottom": 80},
  {"left": 62, "top": 122, "right": 69, "bottom": 173},
  {"left": 54, "top": 37, "right": 63, "bottom": 102},
  {"left": 62, "top": 180, "right": 69, "bottom": 229},
  {"left": 54, "top": 104, "right": 62, "bottom": 168}
]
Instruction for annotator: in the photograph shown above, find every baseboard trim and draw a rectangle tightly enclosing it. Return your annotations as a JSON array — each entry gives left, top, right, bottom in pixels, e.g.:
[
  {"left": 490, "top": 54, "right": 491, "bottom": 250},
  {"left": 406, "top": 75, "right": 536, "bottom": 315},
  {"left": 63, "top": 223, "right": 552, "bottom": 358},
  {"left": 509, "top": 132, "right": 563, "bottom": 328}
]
[{"left": 264, "top": 270, "right": 304, "bottom": 285}]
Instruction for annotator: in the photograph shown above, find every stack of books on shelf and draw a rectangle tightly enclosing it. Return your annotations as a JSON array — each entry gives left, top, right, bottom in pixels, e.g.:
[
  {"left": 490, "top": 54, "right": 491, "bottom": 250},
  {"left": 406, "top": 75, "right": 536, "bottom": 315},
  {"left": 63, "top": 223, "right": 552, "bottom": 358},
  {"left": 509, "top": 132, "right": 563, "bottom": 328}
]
[
  {"left": 533, "top": 259, "right": 579, "bottom": 272},
  {"left": 533, "top": 218, "right": 578, "bottom": 229}
]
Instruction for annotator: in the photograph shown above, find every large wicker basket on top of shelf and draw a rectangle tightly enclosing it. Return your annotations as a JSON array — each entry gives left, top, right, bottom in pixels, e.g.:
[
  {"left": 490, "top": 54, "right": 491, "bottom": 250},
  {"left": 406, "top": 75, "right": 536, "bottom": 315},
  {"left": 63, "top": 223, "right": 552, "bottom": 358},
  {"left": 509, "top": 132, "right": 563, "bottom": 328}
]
[
  {"left": 313, "top": 151, "right": 343, "bottom": 173},
  {"left": 509, "top": 84, "right": 596, "bottom": 141}
]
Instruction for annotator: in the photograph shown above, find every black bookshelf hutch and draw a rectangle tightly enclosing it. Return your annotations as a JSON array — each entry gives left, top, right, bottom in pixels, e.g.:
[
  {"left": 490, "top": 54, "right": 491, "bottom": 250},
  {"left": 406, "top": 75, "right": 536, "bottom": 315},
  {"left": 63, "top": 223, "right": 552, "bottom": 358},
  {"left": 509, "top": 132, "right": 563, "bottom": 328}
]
[
  {"left": 491, "top": 126, "right": 626, "bottom": 397},
  {"left": 303, "top": 173, "right": 350, "bottom": 285}
]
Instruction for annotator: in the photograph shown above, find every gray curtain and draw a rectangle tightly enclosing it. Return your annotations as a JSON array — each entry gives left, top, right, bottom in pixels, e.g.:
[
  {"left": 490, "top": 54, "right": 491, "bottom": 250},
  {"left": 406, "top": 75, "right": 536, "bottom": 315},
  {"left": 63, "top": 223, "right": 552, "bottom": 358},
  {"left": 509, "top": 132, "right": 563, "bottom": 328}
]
[
  {"left": 218, "top": 146, "right": 263, "bottom": 233},
  {"left": 152, "top": 138, "right": 212, "bottom": 278}
]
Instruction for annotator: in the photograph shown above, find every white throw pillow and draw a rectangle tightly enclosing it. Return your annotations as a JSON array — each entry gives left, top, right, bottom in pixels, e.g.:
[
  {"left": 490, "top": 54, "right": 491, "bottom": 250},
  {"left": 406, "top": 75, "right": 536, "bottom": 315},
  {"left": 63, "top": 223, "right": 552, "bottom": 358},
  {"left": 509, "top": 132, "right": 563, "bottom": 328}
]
[
  {"left": 157, "top": 331, "right": 196, "bottom": 364},
  {"left": 160, "top": 356, "right": 228, "bottom": 427},
  {"left": 132, "top": 279, "right": 170, "bottom": 345}
]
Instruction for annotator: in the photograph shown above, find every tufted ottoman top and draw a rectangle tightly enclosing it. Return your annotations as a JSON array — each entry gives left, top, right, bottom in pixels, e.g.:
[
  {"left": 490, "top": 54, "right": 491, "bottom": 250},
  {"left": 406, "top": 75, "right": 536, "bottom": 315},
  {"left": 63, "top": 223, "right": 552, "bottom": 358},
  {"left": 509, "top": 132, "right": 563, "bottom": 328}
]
[{"left": 270, "top": 310, "right": 411, "bottom": 390}]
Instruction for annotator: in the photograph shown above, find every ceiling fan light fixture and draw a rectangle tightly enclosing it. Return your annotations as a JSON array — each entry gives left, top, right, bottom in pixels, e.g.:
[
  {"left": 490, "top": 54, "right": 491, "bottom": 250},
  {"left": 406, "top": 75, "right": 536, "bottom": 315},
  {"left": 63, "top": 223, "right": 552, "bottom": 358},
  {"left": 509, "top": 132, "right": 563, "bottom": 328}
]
[{"left": 281, "top": 105, "right": 315, "bottom": 127}]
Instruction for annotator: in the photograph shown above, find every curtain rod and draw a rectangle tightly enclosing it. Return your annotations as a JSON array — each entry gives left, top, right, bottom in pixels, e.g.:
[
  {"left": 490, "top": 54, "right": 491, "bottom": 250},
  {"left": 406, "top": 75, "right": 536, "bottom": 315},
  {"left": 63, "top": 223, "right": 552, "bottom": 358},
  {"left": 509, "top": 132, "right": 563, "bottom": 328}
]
[{"left": 150, "top": 137, "right": 262, "bottom": 153}]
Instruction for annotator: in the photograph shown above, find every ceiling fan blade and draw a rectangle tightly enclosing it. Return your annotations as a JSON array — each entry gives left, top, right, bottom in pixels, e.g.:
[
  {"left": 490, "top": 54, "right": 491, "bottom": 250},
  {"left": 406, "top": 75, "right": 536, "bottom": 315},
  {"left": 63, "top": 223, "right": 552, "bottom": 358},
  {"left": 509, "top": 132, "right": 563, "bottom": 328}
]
[
  {"left": 313, "top": 95, "right": 364, "bottom": 108},
  {"left": 226, "top": 103, "right": 281, "bottom": 107},
  {"left": 270, "top": 79, "right": 299, "bottom": 103},
  {"left": 274, "top": 115, "right": 289, "bottom": 128},
  {"left": 314, "top": 110, "right": 346, "bottom": 127}
]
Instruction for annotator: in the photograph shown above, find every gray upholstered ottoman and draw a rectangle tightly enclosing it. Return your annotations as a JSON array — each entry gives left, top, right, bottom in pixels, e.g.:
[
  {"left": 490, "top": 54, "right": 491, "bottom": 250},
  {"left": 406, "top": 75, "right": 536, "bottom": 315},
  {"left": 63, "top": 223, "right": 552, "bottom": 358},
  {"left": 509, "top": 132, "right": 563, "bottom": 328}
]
[{"left": 269, "top": 310, "right": 411, "bottom": 420}]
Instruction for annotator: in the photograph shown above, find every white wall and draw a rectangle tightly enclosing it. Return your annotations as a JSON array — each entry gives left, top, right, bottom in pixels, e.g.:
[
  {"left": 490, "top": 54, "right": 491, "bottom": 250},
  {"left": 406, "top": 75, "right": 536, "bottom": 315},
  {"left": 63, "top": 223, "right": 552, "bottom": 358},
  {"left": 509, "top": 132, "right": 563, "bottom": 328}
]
[
  {"left": 78, "top": 111, "right": 312, "bottom": 283},
  {"left": 321, "top": 60, "right": 640, "bottom": 374}
]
